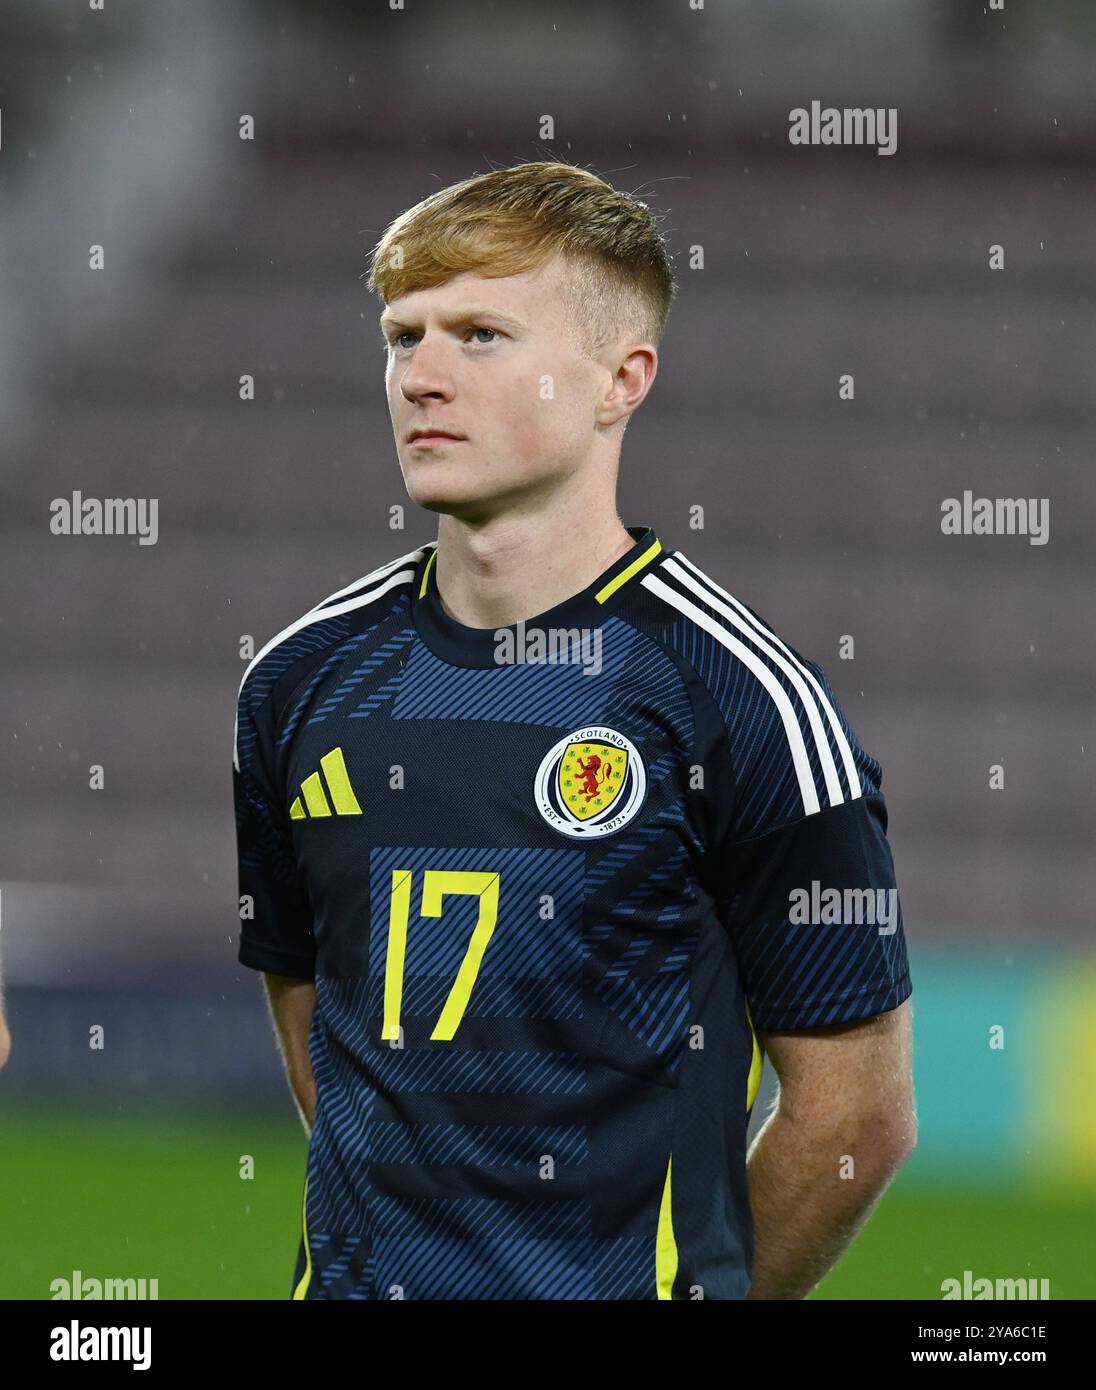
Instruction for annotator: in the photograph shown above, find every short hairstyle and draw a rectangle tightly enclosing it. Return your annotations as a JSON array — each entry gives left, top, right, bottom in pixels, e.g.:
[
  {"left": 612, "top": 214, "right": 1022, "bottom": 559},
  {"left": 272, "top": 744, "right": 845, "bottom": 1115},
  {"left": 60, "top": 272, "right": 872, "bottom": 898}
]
[{"left": 366, "top": 159, "right": 677, "bottom": 358}]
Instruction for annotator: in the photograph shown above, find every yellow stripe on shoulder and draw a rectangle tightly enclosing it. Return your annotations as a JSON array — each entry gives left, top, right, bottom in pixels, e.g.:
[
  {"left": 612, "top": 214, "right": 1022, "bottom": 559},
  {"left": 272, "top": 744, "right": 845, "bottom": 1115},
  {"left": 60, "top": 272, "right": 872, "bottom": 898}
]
[
  {"left": 418, "top": 547, "right": 437, "bottom": 599},
  {"left": 596, "top": 537, "right": 663, "bottom": 604}
]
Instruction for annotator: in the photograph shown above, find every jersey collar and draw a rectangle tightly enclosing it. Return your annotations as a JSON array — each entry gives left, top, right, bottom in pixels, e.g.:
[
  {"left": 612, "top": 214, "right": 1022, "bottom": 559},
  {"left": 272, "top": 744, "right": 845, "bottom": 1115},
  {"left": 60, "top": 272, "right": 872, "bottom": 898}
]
[{"left": 411, "top": 524, "right": 663, "bottom": 669}]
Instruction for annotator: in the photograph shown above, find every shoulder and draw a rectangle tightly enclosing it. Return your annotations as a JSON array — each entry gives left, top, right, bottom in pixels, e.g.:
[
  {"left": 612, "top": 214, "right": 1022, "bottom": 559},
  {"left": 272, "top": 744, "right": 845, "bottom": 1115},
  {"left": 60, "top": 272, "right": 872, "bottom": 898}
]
[
  {"left": 233, "top": 540, "right": 431, "bottom": 773},
  {"left": 635, "top": 544, "right": 884, "bottom": 839}
]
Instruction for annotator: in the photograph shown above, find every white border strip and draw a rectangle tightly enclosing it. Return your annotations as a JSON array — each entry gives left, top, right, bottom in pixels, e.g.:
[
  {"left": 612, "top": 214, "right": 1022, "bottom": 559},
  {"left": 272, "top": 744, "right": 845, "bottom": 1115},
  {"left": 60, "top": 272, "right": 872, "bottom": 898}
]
[
  {"left": 232, "top": 550, "right": 424, "bottom": 771},
  {"left": 668, "top": 552, "right": 862, "bottom": 801},
  {"left": 642, "top": 571, "right": 822, "bottom": 817}
]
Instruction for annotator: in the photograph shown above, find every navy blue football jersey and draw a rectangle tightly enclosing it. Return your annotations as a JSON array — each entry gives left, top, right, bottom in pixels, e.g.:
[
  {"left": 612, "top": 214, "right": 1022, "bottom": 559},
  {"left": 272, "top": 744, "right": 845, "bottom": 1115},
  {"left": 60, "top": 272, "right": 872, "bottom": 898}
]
[{"left": 233, "top": 524, "right": 911, "bottom": 1300}]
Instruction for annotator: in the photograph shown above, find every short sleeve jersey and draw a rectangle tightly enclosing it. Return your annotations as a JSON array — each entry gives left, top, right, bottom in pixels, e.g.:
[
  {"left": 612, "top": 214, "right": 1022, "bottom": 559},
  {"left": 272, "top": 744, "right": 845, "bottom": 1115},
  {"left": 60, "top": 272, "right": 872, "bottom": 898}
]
[{"left": 233, "top": 524, "right": 912, "bottom": 1300}]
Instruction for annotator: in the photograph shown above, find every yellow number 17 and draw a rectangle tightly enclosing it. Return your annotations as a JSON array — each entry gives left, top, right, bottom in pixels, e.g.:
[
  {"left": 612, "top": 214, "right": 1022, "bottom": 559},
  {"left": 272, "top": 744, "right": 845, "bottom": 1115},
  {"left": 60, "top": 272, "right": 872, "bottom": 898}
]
[{"left": 382, "top": 868, "right": 501, "bottom": 1042}]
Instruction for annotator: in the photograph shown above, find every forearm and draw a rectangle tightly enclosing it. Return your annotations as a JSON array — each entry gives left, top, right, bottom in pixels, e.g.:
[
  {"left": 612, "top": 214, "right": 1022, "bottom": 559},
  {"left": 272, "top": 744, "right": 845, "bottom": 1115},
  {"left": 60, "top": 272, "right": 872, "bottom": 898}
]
[
  {"left": 262, "top": 975, "right": 317, "bottom": 1136},
  {"left": 287, "top": 1059, "right": 317, "bottom": 1137},
  {"left": 745, "top": 1106, "right": 909, "bottom": 1299},
  {"left": 0, "top": 963, "right": 10, "bottom": 1069}
]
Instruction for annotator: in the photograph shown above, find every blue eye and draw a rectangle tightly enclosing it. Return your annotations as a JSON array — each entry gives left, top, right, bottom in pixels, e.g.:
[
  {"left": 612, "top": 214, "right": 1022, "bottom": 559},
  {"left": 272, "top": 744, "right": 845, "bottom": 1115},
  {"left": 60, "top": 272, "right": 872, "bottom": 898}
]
[{"left": 388, "top": 326, "right": 499, "bottom": 351}]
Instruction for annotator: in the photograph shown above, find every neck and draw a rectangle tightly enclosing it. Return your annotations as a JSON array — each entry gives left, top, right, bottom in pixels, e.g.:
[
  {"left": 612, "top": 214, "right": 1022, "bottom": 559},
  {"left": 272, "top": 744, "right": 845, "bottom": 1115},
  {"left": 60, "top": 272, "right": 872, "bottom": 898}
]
[{"left": 431, "top": 497, "right": 635, "bottom": 630}]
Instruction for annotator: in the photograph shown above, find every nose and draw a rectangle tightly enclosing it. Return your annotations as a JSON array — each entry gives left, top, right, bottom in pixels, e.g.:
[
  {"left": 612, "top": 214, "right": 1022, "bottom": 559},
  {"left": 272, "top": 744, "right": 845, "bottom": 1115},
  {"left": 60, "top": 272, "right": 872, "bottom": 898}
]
[{"left": 397, "top": 333, "right": 455, "bottom": 405}]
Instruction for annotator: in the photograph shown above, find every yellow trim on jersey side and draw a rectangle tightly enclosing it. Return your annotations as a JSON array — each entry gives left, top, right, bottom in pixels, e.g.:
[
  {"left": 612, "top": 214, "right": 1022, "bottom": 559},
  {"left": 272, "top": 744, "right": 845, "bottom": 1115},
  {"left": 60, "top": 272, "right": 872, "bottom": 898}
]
[
  {"left": 292, "top": 1177, "right": 312, "bottom": 1300},
  {"left": 418, "top": 548, "right": 437, "bottom": 598},
  {"left": 746, "top": 998, "right": 765, "bottom": 1112},
  {"left": 658, "top": 1003, "right": 763, "bottom": 1299},
  {"left": 653, "top": 1006, "right": 767, "bottom": 1295},
  {"left": 655, "top": 1154, "right": 678, "bottom": 1299},
  {"left": 596, "top": 537, "right": 663, "bottom": 604}
]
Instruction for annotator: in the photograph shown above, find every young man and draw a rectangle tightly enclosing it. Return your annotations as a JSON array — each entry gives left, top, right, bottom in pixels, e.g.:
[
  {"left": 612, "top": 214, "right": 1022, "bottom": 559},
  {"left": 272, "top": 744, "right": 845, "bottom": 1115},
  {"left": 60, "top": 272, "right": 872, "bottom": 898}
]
[{"left": 233, "top": 160, "right": 914, "bottom": 1301}]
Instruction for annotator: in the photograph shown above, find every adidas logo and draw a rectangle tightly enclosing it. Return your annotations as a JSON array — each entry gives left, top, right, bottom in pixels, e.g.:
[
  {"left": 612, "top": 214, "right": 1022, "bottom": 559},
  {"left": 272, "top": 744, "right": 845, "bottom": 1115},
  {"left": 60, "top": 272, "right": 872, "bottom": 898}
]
[{"left": 289, "top": 747, "right": 362, "bottom": 819}]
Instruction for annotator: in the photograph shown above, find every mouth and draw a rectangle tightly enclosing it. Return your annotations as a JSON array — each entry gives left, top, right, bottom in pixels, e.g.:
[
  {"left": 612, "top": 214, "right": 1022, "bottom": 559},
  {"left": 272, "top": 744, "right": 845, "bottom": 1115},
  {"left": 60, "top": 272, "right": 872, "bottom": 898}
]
[{"left": 408, "top": 429, "right": 467, "bottom": 448}]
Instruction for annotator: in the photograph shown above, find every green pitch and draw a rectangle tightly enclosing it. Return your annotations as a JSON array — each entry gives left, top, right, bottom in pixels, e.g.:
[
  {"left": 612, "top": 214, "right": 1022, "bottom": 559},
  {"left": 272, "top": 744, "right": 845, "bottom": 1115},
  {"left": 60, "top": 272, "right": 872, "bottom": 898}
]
[{"left": 4, "top": 1103, "right": 1091, "bottom": 1300}]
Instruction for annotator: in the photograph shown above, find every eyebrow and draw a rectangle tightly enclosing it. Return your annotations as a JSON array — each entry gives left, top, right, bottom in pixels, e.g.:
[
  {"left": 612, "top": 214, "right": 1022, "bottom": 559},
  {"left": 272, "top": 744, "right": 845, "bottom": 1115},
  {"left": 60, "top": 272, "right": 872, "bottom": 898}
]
[{"left": 378, "top": 307, "right": 528, "bottom": 336}]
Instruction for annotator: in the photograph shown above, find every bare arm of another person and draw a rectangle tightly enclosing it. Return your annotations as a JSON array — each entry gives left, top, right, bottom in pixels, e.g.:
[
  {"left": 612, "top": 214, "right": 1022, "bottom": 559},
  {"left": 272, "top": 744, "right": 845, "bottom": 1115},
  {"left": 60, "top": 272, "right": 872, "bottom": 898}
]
[
  {"left": 262, "top": 973, "right": 317, "bottom": 1136},
  {"left": 0, "top": 960, "right": 10, "bottom": 1069},
  {"left": 745, "top": 998, "right": 916, "bottom": 1300}
]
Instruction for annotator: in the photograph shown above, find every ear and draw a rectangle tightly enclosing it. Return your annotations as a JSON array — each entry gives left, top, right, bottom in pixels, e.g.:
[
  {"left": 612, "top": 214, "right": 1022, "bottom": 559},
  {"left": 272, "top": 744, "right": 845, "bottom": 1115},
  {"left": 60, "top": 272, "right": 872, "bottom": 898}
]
[{"left": 596, "top": 344, "right": 658, "bottom": 429}]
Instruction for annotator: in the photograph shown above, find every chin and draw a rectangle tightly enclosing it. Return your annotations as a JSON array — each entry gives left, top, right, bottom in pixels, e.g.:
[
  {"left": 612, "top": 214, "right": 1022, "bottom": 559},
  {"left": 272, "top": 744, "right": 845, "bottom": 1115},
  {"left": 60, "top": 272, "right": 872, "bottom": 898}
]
[
  {"left": 403, "top": 466, "right": 481, "bottom": 512},
  {"left": 412, "top": 496, "right": 494, "bottom": 521}
]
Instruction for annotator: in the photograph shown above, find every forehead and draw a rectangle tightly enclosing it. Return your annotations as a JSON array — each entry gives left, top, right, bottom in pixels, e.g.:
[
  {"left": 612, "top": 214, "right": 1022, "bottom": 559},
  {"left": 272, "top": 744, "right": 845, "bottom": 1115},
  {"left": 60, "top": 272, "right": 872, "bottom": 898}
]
[{"left": 381, "top": 257, "right": 572, "bottom": 326}]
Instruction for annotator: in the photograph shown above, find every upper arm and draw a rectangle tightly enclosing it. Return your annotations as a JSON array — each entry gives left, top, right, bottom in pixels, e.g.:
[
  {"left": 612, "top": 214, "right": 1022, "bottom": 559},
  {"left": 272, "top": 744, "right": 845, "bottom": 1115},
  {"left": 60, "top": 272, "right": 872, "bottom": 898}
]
[
  {"left": 760, "top": 999, "right": 917, "bottom": 1154},
  {"left": 234, "top": 679, "right": 317, "bottom": 980},
  {"left": 721, "top": 792, "right": 912, "bottom": 1031},
  {"left": 711, "top": 651, "right": 912, "bottom": 1032}
]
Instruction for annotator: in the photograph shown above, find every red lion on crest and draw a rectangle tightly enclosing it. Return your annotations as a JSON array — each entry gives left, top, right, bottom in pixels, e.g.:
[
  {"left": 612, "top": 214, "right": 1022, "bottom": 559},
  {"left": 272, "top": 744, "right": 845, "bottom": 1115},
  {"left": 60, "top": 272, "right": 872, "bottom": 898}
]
[{"left": 576, "top": 753, "right": 612, "bottom": 803}]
